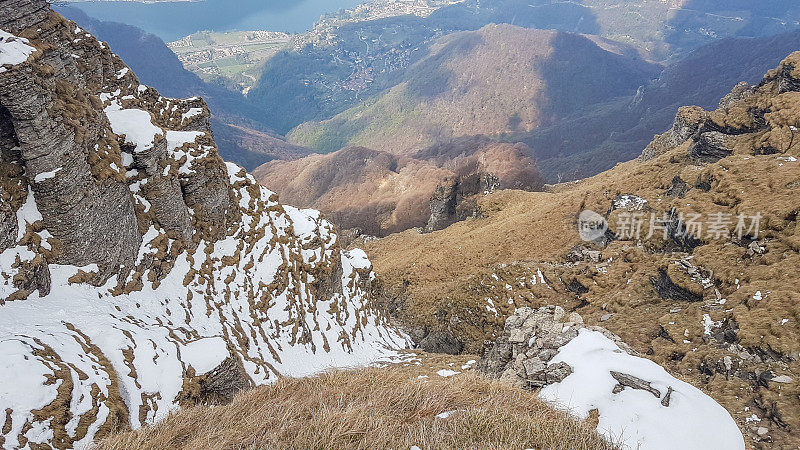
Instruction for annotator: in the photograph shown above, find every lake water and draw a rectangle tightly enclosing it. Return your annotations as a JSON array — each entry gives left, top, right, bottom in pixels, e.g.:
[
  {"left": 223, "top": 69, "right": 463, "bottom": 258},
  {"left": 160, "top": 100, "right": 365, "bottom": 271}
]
[{"left": 66, "top": 0, "right": 364, "bottom": 42}]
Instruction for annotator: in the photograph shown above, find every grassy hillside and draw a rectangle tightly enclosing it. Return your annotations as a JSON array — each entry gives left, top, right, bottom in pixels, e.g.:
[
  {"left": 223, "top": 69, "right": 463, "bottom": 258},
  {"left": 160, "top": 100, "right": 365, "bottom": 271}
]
[
  {"left": 287, "top": 24, "right": 658, "bottom": 154},
  {"left": 362, "top": 53, "right": 800, "bottom": 448},
  {"left": 246, "top": 14, "right": 438, "bottom": 135}
]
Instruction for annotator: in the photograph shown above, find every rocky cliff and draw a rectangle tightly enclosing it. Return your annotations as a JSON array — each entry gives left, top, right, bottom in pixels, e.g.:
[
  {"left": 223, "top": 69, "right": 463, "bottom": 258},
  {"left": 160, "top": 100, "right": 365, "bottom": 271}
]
[{"left": 0, "top": 1, "right": 404, "bottom": 448}]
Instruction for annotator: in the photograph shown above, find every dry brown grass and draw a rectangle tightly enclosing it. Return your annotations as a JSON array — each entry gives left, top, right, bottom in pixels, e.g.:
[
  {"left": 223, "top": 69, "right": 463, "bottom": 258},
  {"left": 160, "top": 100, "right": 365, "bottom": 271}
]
[
  {"left": 98, "top": 357, "right": 614, "bottom": 450},
  {"left": 254, "top": 146, "right": 449, "bottom": 236}
]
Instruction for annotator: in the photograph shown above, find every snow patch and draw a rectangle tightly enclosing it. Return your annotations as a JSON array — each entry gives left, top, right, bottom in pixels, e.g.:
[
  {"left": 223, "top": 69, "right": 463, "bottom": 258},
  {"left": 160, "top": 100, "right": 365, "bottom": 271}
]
[
  {"left": 435, "top": 410, "right": 458, "bottom": 419},
  {"left": 614, "top": 194, "right": 648, "bottom": 211},
  {"left": 104, "top": 106, "right": 163, "bottom": 153},
  {"left": 180, "top": 338, "right": 229, "bottom": 375},
  {"left": 539, "top": 330, "right": 744, "bottom": 450},
  {"left": 15, "top": 190, "right": 43, "bottom": 241},
  {"left": 436, "top": 369, "right": 460, "bottom": 378},
  {"left": 702, "top": 314, "right": 721, "bottom": 336},
  {"left": 0, "top": 29, "right": 36, "bottom": 73},
  {"left": 181, "top": 107, "right": 202, "bottom": 122},
  {"left": 33, "top": 167, "right": 62, "bottom": 183}
]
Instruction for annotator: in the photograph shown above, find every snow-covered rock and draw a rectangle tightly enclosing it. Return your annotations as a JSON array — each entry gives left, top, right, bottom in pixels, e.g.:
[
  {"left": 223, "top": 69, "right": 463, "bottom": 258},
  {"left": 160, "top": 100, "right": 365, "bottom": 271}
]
[
  {"left": 540, "top": 330, "right": 744, "bottom": 450},
  {"left": 478, "top": 306, "right": 744, "bottom": 450},
  {"left": 0, "top": 29, "right": 35, "bottom": 73}
]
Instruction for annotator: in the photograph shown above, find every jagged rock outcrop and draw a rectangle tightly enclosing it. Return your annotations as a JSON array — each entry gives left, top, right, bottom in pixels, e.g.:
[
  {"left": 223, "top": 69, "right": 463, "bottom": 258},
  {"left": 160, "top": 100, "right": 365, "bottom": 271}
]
[
  {"left": 425, "top": 172, "right": 497, "bottom": 232},
  {"left": 179, "top": 357, "right": 253, "bottom": 406},
  {"left": 478, "top": 306, "right": 632, "bottom": 388},
  {"left": 640, "top": 106, "right": 706, "bottom": 160},
  {"left": 0, "top": 6, "right": 142, "bottom": 282},
  {"left": 0, "top": 2, "right": 405, "bottom": 448}
]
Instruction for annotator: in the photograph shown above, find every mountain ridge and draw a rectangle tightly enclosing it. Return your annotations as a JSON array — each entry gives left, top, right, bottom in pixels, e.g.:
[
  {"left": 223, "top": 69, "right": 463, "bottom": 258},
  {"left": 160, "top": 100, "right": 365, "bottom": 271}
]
[
  {"left": 363, "top": 52, "right": 800, "bottom": 448},
  {"left": 286, "top": 23, "right": 660, "bottom": 155}
]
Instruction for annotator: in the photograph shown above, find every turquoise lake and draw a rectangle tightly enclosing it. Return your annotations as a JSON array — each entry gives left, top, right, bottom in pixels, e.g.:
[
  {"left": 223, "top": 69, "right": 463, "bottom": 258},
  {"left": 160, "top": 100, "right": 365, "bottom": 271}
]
[{"left": 65, "top": 0, "right": 364, "bottom": 41}]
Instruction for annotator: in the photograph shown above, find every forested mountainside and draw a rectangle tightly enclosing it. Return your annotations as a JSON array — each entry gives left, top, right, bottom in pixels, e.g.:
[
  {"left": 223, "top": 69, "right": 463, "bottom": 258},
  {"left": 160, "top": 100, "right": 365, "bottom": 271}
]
[
  {"left": 276, "top": 28, "right": 800, "bottom": 186},
  {"left": 246, "top": 0, "right": 800, "bottom": 134},
  {"left": 254, "top": 137, "right": 544, "bottom": 236},
  {"left": 286, "top": 24, "right": 659, "bottom": 154},
  {"left": 259, "top": 22, "right": 800, "bottom": 186},
  {"left": 283, "top": 26, "right": 800, "bottom": 178},
  {"left": 520, "top": 29, "right": 800, "bottom": 181},
  {"left": 56, "top": 6, "right": 311, "bottom": 170},
  {"left": 363, "top": 54, "right": 800, "bottom": 449},
  {"left": 0, "top": 1, "right": 402, "bottom": 447},
  {"left": 254, "top": 26, "right": 800, "bottom": 240}
]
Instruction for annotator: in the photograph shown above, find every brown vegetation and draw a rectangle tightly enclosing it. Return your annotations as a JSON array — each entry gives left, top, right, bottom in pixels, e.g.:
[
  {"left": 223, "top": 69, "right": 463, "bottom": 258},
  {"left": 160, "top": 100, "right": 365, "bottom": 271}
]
[
  {"left": 212, "top": 121, "right": 313, "bottom": 170},
  {"left": 254, "top": 137, "right": 544, "bottom": 236},
  {"left": 98, "top": 353, "right": 614, "bottom": 450}
]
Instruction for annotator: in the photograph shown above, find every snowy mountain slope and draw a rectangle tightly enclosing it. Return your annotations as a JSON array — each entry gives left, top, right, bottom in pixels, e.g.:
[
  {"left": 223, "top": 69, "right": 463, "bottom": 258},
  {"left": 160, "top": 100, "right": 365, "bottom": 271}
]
[
  {"left": 0, "top": 2, "right": 405, "bottom": 448},
  {"left": 0, "top": 174, "right": 404, "bottom": 448}
]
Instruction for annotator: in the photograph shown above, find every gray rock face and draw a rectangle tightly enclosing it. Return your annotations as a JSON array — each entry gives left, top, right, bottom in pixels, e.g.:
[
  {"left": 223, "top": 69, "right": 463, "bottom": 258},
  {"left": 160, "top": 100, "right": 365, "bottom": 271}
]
[
  {"left": 665, "top": 175, "right": 690, "bottom": 198},
  {"left": 769, "top": 59, "right": 800, "bottom": 93},
  {"left": 640, "top": 106, "right": 706, "bottom": 161},
  {"left": 12, "top": 254, "right": 50, "bottom": 298},
  {"left": 418, "top": 330, "right": 464, "bottom": 355},
  {"left": 179, "top": 152, "right": 237, "bottom": 241},
  {"left": 477, "top": 306, "right": 632, "bottom": 389},
  {"left": 125, "top": 123, "right": 193, "bottom": 243},
  {"left": 426, "top": 179, "right": 460, "bottom": 232},
  {"left": 0, "top": 0, "right": 49, "bottom": 30},
  {"left": 688, "top": 131, "right": 734, "bottom": 163},
  {"left": 0, "top": 0, "right": 238, "bottom": 284},
  {"left": 0, "top": 186, "right": 16, "bottom": 252},
  {"left": 180, "top": 357, "right": 253, "bottom": 406},
  {"left": 718, "top": 82, "right": 757, "bottom": 109},
  {"left": 425, "top": 172, "right": 497, "bottom": 232},
  {"left": 1, "top": 0, "right": 141, "bottom": 280}
]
